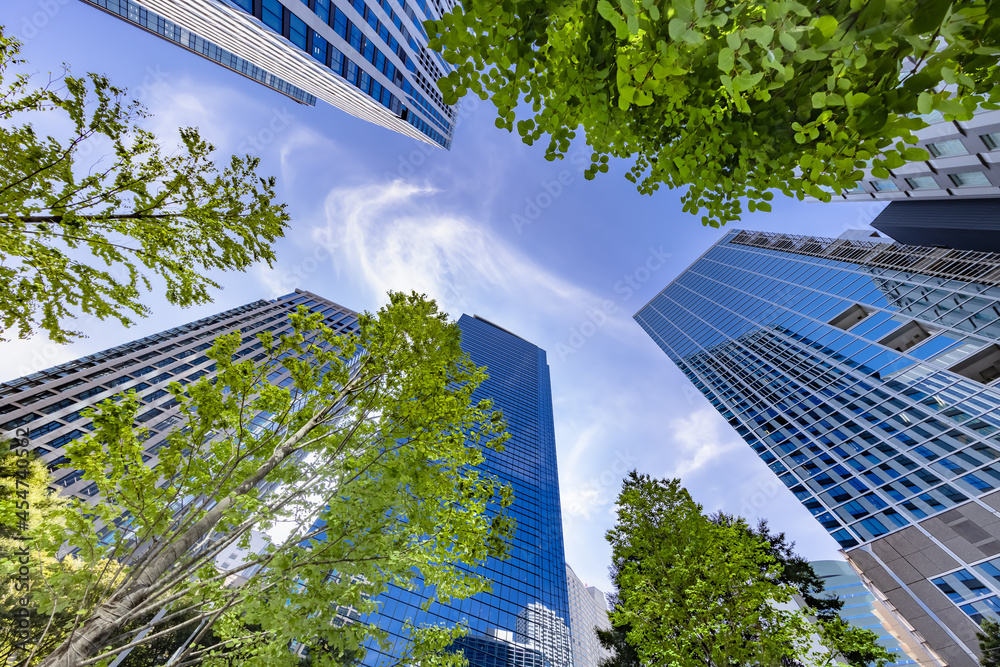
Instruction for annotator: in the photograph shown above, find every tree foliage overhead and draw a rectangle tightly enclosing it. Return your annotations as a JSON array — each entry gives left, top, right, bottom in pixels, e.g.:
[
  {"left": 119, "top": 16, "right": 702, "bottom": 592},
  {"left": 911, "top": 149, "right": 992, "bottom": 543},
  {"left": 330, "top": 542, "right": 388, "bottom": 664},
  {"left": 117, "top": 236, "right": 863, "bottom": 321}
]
[
  {"left": 428, "top": 0, "right": 1000, "bottom": 226},
  {"left": 0, "top": 28, "right": 288, "bottom": 343},
  {"left": 3, "top": 293, "right": 515, "bottom": 667},
  {"left": 604, "top": 472, "right": 893, "bottom": 667}
]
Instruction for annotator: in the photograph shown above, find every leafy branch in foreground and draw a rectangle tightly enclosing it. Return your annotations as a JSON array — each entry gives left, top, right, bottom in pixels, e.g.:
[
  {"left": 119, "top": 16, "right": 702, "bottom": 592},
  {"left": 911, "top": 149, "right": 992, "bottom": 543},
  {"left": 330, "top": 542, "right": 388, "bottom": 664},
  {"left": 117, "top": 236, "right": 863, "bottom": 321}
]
[
  {"left": 2, "top": 292, "right": 514, "bottom": 667},
  {"left": 0, "top": 27, "right": 288, "bottom": 342},
  {"left": 429, "top": 0, "right": 1000, "bottom": 226}
]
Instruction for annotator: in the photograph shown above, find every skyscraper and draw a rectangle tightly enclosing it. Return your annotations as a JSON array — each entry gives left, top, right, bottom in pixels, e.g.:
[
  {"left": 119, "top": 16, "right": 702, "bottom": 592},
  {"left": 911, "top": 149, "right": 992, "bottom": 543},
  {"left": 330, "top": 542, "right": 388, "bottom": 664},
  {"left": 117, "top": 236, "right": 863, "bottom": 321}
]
[
  {"left": 359, "top": 314, "right": 573, "bottom": 667},
  {"left": 871, "top": 200, "right": 1000, "bottom": 254},
  {"left": 2, "top": 295, "right": 572, "bottom": 665},
  {"left": 819, "top": 109, "right": 1000, "bottom": 201},
  {"left": 565, "top": 565, "right": 611, "bottom": 667},
  {"left": 636, "top": 229, "right": 1000, "bottom": 666},
  {"left": 0, "top": 290, "right": 358, "bottom": 505},
  {"left": 82, "top": 0, "right": 457, "bottom": 148}
]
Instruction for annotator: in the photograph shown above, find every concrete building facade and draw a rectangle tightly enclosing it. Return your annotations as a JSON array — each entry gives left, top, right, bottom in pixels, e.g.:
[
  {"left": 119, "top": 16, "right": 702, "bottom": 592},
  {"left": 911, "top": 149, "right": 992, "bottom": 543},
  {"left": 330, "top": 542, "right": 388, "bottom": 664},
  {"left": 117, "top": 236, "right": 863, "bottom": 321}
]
[{"left": 565, "top": 565, "right": 611, "bottom": 667}]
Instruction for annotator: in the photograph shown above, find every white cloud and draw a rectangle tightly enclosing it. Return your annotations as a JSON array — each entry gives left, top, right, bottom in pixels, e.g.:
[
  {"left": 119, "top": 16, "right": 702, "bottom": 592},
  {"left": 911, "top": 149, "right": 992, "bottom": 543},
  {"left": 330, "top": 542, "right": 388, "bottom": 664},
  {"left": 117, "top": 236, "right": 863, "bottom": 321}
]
[
  {"left": 310, "top": 180, "right": 628, "bottom": 338},
  {"left": 666, "top": 407, "right": 745, "bottom": 479}
]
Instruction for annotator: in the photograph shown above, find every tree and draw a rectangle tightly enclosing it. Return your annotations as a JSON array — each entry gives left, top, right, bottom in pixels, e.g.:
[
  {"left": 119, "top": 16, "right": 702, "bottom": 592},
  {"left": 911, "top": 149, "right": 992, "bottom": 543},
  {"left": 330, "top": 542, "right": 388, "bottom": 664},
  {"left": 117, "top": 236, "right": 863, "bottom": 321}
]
[
  {"left": 0, "top": 27, "right": 288, "bottom": 343},
  {"left": 4, "top": 292, "right": 514, "bottom": 667},
  {"left": 604, "top": 472, "right": 892, "bottom": 667},
  {"left": 978, "top": 618, "right": 1000, "bottom": 667},
  {"left": 428, "top": 0, "right": 1000, "bottom": 226}
]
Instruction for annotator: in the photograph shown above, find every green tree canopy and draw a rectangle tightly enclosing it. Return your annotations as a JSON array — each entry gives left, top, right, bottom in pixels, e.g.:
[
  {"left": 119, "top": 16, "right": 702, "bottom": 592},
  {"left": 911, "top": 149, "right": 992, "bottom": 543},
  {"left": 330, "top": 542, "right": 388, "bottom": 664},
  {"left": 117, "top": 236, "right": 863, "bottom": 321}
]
[
  {"left": 6, "top": 293, "right": 514, "bottom": 667},
  {"left": 0, "top": 27, "right": 288, "bottom": 343},
  {"left": 429, "top": 0, "right": 1000, "bottom": 226},
  {"left": 604, "top": 472, "right": 893, "bottom": 667},
  {"left": 978, "top": 618, "right": 1000, "bottom": 667}
]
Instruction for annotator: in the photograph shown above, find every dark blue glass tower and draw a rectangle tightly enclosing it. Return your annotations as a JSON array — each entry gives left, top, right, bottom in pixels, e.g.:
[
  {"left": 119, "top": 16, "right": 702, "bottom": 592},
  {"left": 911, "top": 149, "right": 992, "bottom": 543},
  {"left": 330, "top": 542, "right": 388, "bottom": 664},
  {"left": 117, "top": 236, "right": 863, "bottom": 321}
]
[{"left": 360, "top": 314, "right": 572, "bottom": 667}]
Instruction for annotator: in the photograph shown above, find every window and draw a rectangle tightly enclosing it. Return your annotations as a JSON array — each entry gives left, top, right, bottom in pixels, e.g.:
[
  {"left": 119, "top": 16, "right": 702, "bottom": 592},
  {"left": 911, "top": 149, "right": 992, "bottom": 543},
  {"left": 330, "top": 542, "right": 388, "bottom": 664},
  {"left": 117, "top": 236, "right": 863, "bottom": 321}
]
[
  {"left": 948, "top": 344, "right": 1000, "bottom": 384},
  {"left": 870, "top": 179, "right": 898, "bottom": 191},
  {"left": 981, "top": 132, "right": 1000, "bottom": 150},
  {"left": 905, "top": 175, "right": 938, "bottom": 189},
  {"left": 878, "top": 320, "right": 932, "bottom": 353},
  {"left": 950, "top": 171, "right": 991, "bottom": 187},
  {"left": 829, "top": 304, "right": 872, "bottom": 331},
  {"left": 926, "top": 139, "right": 969, "bottom": 157},
  {"left": 289, "top": 13, "right": 308, "bottom": 49},
  {"left": 314, "top": 0, "right": 331, "bottom": 22},
  {"left": 312, "top": 33, "right": 328, "bottom": 63},
  {"left": 48, "top": 430, "right": 84, "bottom": 449},
  {"left": 261, "top": 0, "right": 284, "bottom": 33},
  {"left": 859, "top": 517, "right": 889, "bottom": 536}
]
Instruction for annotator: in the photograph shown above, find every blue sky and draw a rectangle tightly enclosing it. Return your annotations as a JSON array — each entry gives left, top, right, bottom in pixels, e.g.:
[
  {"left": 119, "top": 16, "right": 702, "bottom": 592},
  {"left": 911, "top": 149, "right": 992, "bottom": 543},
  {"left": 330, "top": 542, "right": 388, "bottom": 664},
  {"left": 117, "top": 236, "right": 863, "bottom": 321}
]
[{"left": 4, "top": 0, "right": 890, "bottom": 593}]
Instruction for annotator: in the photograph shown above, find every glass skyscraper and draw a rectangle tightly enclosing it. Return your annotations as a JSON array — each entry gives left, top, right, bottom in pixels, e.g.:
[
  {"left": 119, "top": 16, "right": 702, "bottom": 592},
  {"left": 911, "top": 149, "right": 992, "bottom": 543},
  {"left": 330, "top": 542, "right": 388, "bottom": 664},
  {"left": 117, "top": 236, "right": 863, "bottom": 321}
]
[
  {"left": 636, "top": 229, "right": 1000, "bottom": 667},
  {"left": 83, "top": 0, "right": 457, "bottom": 148},
  {"left": 359, "top": 314, "right": 573, "bottom": 667},
  {"left": 1, "top": 295, "right": 572, "bottom": 667}
]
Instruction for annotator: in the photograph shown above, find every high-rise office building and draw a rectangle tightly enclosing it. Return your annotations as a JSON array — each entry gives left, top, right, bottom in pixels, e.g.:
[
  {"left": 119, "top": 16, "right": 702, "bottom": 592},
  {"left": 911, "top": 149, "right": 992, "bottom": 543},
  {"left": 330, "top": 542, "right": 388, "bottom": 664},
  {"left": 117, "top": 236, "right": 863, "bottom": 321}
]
[
  {"left": 0, "top": 290, "right": 357, "bottom": 505},
  {"left": 636, "top": 229, "right": 1000, "bottom": 666},
  {"left": 1, "top": 296, "right": 572, "bottom": 666},
  {"left": 871, "top": 200, "right": 1000, "bottom": 254},
  {"left": 807, "top": 560, "right": 931, "bottom": 667},
  {"left": 821, "top": 109, "right": 1000, "bottom": 201},
  {"left": 358, "top": 314, "right": 573, "bottom": 667},
  {"left": 565, "top": 565, "right": 611, "bottom": 667},
  {"left": 81, "top": 0, "right": 457, "bottom": 148}
]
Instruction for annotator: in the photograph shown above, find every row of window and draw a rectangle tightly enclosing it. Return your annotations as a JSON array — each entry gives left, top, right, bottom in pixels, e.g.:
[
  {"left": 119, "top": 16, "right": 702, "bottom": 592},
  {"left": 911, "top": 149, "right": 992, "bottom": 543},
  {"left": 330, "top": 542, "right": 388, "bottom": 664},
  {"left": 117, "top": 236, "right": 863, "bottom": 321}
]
[
  {"left": 245, "top": 0, "right": 451, "bottom": 145},
  {"left": 870, "top": 171, "right": 993, "bottom": 192},
  {"left": 86, "top": 0, "right": 316, "bottom": 105}
]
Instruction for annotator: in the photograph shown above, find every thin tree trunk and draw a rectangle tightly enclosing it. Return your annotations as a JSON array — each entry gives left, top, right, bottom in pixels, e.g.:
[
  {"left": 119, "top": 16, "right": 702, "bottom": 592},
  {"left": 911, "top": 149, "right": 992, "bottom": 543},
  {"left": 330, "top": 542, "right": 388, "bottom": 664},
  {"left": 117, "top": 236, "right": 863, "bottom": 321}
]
[{"left": 36, "top": 401, "right": 336, "bottom": 667}]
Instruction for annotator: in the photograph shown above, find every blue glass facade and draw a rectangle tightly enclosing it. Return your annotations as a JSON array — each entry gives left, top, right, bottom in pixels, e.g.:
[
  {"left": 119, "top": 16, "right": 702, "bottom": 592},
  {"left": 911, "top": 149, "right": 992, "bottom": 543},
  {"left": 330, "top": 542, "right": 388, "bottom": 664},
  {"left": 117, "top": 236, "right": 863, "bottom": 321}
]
[
  {"left": 83, "top": 0, "right": 457, "bottom": 147},
  {"left": 636, "top": 230, "right": 1000, "bottom": 666},
  {"left": 809, "top": 560, "right": 925, "bottom": 667},
  {"left": 359, "top": 314, "right": 572, "bottom": 667}
]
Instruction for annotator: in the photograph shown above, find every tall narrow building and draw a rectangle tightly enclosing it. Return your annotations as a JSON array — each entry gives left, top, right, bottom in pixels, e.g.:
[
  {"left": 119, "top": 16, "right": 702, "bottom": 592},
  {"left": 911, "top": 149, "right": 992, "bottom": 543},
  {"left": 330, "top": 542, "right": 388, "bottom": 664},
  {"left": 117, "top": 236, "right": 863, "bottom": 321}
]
[
  {"left": 0, "top": 290, "right": 357, "bottom": 505},
  {"left": 636, "top": 230, "right": 1000, "bottom": 667},
  {"left": 81, "top": 0, "right": 458, "bottom": 148},
  {"left": 565, "top": 565, "right": 611, "bottom": 667},
  {"left": 359, "top": 314, "right": 573, "bottom": 667}
]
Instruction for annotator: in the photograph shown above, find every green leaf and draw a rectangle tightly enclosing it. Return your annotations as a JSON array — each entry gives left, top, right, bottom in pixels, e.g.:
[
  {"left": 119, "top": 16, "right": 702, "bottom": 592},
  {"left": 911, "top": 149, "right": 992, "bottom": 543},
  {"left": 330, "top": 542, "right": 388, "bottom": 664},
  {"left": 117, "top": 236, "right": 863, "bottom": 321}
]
[
  {"left": 669, "top": 18, "right": 688, "bottom": 41},
  {"left": 917, "top": 91, "right": 933, "bottom": 115},
  {"left": 718, "top": 47, "right": 735, "bottom": 71},
  {"left": 813, "top": 15, "right": 838, "bottom": 39},
  {"left": 811, "top": 91, "right": 827, "bottom": 108},
  {"left": 778, "top": 30, "right": 797, "bottom": 51}
]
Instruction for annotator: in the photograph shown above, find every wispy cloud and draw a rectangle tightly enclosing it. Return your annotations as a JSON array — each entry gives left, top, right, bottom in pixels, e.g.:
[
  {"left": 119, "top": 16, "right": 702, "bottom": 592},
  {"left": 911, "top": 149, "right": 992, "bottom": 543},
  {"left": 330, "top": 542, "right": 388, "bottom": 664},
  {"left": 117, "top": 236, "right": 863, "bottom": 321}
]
[
  {"left": 666, "top": 408, "right": 745, "bottom": 479},
  {"left": 310, "top": 180, "right": 625, "bottom": 337}
]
